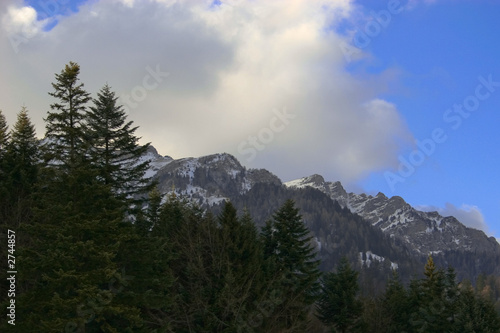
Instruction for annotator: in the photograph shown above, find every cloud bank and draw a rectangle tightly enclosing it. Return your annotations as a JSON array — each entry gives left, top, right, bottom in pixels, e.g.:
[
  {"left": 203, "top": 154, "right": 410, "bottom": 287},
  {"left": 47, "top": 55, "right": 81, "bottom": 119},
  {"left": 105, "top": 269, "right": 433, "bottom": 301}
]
[{"left": 0, "top": 0, "right": 413, "bottom": 184}]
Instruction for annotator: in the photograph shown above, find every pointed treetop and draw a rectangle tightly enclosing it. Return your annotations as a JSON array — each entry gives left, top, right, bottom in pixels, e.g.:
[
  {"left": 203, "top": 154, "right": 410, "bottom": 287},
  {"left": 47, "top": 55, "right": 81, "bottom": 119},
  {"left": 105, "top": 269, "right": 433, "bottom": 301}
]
[
  {"left": 10, "top": 106, "right": 37, "bottom": 149},
  {"left": 0, "top": 109, "right": 9, "bottom": 152},
  {"left": 49, "top": 61, "right": 88, "bottom": 96},
  {"left": 424, "top": 255, "right": 436, "bottom": 279}
]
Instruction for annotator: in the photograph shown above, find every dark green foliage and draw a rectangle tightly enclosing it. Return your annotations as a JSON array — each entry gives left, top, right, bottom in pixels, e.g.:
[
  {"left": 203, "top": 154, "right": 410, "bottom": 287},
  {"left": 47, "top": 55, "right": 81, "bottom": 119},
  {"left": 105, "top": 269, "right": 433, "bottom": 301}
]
[
  {"left": 262, "top": 199, "right": 321, "bottom": 331},
  {"left": 0, "top": 109, "right": 10, "bottom": 221},
  {"left": 118, "top": 188, "right": 176, "bottom": 332},
  {"left": 359, "top": 256, "right": 500, "bottom": 333},
  {"left": 316, "top": 257, "right": 363, "bottom": 333},
  {"left": 3, "top": 107, "right": 39, "bottom": 229},
  {"left": 227, "top": 183, "right": 422, "bottom": 292},
  {"left": 407, "top": 256, "right": 461, "bottom": 333},
  {"left": 86, "top": 84, "right": 152, "bottom": 207},
  {"left": 0, "top": 108, "right": 39, "bottom": 313},
  {"left": 475, "top": 273, "right": 500, "bottom": 313},
  {"left": 44, "top": 61, "right": 91, "bottom": 169},
  {"left": 381, "top": 270, "right": 411, "bottom": 333},
  {"left": 161, "top": 199, "right": 272, "bottom": 332},
  {"left": 7, "top": 107, "right": 39, "bottom": 182},
  {"left": 0, "top": 109, "right": 8, "bottom": 157},
  {"left": 18, "top": 164, "right": 142, "bottom": 332},
  {"left": 453, "top": 284, "right": 500, "bottom": 333}
]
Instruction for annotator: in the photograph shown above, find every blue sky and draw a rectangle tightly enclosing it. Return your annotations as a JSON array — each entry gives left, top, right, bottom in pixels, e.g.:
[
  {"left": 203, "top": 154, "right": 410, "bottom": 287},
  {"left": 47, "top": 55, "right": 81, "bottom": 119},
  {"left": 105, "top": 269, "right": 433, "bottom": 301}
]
[
  {"left": 349, "top": 1, "right": 500, "bottom": 238},
  {"left": 25, "top": 0, "right": 87, "bottom": 30},
  {"left": 1, "top": 0, "right": 499, "bottom": 240}
]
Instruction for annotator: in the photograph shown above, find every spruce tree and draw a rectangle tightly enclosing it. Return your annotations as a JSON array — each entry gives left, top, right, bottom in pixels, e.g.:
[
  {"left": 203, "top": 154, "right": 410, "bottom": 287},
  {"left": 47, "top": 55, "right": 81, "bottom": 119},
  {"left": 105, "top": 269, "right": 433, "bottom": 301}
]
[
  {"left": 0, "top": 109, "right": 10, "bottom": 329},
  {"left": 382, "top": 270, "right": 411, "bottom": 333},
  {"left": 316, "top": 257, "right": 363, "bottom": 333},
  {"left": 0, "top": 109, "right": 8, "bottom": 159},
  {"left": 262, "top": 199, "right": 321, "bottom": 331},
  {"left": 214, "top": 203, "right": 267, "bottom": 332},
  {"left": 0, "top": 109, "right": 10, "bottom": 223},
  {"left": 18, "top": 162, "right": 142, "bottom": 332},
  {"left": 444, "top": 266, "right": 460, "bottom": 327},
  {"left": 16, "top": 64, "right": 142, "bottom": 331},
  {"left": 44, "top": 61, "right": 91, "bottom": 170},
  {"left": 118, "top": 187, "right": 176, "bottom": 332},
  {"left": 4, "top": 107, "right": 39, "bottom": 230},
  {"left": 86, "top": 83, "right": 152, "bottom": 209},
  {"left": 453, "top": 284, "right": 500, "bottom": 333},
  {"left": 0, "top": 109, "right": 9, "bottom": 209},
  {"left": 408, "top": 256, "right": 464, "bottom": 333}
]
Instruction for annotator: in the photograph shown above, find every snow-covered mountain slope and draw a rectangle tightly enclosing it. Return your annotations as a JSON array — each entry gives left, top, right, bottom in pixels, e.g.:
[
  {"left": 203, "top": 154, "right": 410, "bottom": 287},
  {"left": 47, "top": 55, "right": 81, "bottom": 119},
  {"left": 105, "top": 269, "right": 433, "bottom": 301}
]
[
  {"left": 149, "top": 150, "right": 281, "bottom": 206},
  {"left": 285, "top": 174, "right": 500, "bottom": 255},
  {"left": 141, "top": 146, "right": 173, "bottom": 179}
]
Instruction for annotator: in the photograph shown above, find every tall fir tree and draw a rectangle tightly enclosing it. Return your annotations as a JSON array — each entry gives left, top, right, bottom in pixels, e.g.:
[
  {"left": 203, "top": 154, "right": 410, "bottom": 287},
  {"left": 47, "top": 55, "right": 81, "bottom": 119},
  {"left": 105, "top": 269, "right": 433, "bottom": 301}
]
[
  {"left": 18, "top": 168, "right": 142, "bottom": 332},
  {"left": 411, "top": 255, "right": 450, "bottom": 333},
  {"left": 15, "top": 63, "right": 142, "bottom": 332},
  {"left": 86, "top": 83, "right": 152, "bottom": 210},
  {"left": 444, "top": 266, "right": 460, "bottom": 327},
  {"left": 4, "top": 107, "right": 39, "bottom": 230},
  {"left": 0, "top": 109, "right": 8, "bottom": 159},
  {"left": 262, "top": 199, "right": 321, "bottom": 331},
  {"left": 381, "top": 270, "right": 411, "bottom": 333},
  {"left": 117, "top": 187, "right": 176, "bottom": 332},
  {"left": 0, "top": 109, "right": 10, "bottom": 222},
  {"left": 44, "top": 61, "right": 91, "bottom": 170},
  {"left": 0, "top": 109, "right": 10, "bottom": 326},
  {"left": 316, "top": 256, "right": 363, "bottom": 333},
  {"left": 211, "top": 202, "right": 268, "bottom": 332}
]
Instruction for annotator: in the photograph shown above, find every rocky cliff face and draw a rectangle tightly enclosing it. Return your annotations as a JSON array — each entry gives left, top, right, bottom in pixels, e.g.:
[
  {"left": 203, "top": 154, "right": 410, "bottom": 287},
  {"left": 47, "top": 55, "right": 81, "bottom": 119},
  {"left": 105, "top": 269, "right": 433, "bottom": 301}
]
[
  {"left": 149, "top": 151, "right": 281, "bottom": 206},
  {"left": 284, "top": 174, "right": 499, "bottom": 256}
]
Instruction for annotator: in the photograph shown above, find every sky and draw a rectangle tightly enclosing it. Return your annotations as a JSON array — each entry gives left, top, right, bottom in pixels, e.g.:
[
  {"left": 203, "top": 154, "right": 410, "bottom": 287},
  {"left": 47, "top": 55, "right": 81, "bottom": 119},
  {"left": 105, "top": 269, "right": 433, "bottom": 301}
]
[{"left": 1, "top": 0, "right": 499, "bottom": 241}]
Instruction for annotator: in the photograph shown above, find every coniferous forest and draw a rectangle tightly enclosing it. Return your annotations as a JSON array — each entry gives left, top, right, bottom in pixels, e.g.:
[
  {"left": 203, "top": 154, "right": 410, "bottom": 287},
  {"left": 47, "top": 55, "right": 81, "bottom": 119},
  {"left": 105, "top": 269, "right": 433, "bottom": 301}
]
[{"left": 1, "top": 62, "right": 500, "bottom": 332}]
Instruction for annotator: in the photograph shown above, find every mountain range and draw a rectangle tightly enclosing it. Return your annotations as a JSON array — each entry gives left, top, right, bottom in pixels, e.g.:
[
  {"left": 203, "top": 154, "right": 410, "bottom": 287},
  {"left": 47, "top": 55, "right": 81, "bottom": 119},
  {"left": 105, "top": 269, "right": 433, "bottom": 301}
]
[{"left": 142, "top": 146, "right": 500, "bottom": 286}]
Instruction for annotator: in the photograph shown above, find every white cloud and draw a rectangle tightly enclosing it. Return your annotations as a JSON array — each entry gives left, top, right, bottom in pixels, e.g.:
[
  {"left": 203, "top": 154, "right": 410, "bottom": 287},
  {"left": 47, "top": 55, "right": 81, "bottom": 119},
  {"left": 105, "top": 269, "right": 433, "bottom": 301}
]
[
  {"left": 417, "top": 202, "right": 490, "bottom": 234},
  {"left": 2, "top": 5, "right": 46, "bottom": 38},
  {"left": 0, "top": 0, "right": 414, "bottom": 184}
]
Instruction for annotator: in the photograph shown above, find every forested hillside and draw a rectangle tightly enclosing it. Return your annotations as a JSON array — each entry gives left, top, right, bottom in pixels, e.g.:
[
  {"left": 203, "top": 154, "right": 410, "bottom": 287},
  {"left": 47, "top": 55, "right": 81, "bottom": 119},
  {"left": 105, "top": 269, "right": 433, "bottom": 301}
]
[{"left": 1, "top": 62, "right": 499, "bottom": 332}]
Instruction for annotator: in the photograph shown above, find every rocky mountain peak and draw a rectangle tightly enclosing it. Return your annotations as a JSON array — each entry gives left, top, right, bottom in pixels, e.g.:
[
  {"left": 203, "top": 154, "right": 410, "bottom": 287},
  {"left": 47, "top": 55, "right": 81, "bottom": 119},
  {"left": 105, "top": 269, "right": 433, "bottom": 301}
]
[{"left": 285, "top": 174, "right": 500, "bottom": 256}]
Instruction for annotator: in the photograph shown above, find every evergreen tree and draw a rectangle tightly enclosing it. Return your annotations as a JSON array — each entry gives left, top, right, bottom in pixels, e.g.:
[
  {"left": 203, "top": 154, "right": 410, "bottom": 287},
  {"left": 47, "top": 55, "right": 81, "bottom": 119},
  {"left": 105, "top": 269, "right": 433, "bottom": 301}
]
[
  {"left": 119, "top": 187, "right": 176, "bottom": 332},
  {"left": 213, "top": 203, "right": 268, "bottom": 332},
  {"left": 152, "top": 193, "right": 211, "bottom": 331},
  {"left": 408, "top": 256, "right": 464, "bottom": 333},
  {"left": 162, "top": 200, "right": 271, "bottom": 332},
  {"left": 16, "top": 64, "right": 142, "bottom": 331},
  {"left": 0, "top": 109, "right": 8, "bottom": 159},
  {"left": 0, "top": 109, "right": 10, "bottom": 223},
  {"left": 444, "top": 266, "right": 460, "bottom": 327},
  {"left": 381, "top": 270, "right": 411, "bottom": 333},
  {"left": 262, "top": 199, "right": 321, "bottom": 331},
  {"left": 86, "top": 84, "right": 152, "bottom": 207},
  {"left": 316, "top": 257, "right": 363, "bottom": 333},
  {"left": 44, "top": 61, "right": 91, "bottom": 170},
  {"left": 18, "top": 164, "right": 142, "bottom": 332},
  {"left": 453, "top": 284, "right": 500, "bottom": 333},
  {"left": 0, "top": 109, "right": 10, "bottom": 329},
  {"left": 358, "top": 296, "right": 388, "bottom": 333},
  {"left": 7, "top": 107, "right": 39, "bottom": 181},
  {"left": 3, "top": 107, "right": 39, "bottom": 230}
]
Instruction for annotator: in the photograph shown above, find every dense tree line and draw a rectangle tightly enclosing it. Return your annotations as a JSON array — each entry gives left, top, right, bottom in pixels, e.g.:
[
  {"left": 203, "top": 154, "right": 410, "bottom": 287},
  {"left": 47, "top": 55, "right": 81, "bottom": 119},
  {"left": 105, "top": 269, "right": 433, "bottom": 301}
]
[{"left": 1, "top": 62, "right": 499, "bottom": 332}]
